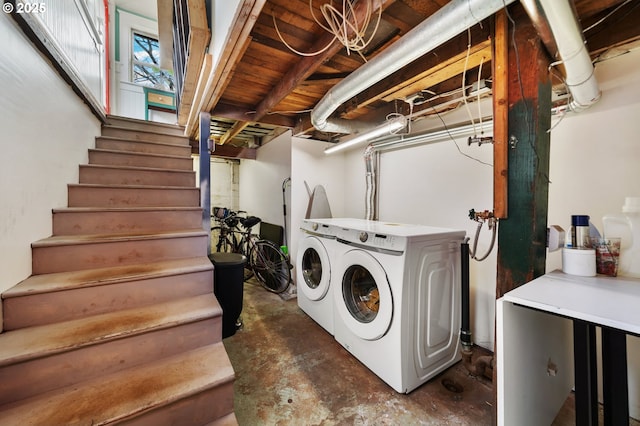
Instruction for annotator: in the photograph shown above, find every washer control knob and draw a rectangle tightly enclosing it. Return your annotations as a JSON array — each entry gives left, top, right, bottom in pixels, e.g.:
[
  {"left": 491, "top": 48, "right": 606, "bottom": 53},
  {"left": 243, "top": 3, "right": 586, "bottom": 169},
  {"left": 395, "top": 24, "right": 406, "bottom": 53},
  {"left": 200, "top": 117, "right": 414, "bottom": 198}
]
[
  {"left": 311, "top": 223, "right": 318, "bottom": 231},
  {"left": 359, "top": 232, "right": 368, "bottom": 242}
]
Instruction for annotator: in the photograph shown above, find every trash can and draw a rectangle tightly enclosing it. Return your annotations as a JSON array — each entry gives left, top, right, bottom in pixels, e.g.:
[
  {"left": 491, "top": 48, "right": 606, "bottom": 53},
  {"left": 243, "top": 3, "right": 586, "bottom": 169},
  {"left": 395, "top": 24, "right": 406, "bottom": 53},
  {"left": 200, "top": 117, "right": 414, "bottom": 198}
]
[{"left": 208, "top": 252, "right": 247, "bottom": 338}]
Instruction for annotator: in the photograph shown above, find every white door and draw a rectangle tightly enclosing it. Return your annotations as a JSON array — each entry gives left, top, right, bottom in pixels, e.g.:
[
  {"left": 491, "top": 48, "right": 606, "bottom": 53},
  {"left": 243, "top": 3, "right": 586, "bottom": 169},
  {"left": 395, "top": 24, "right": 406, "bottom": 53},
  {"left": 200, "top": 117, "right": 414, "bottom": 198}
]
[{"left": 335, "top": 249, "right": 393, "bottom": 340}]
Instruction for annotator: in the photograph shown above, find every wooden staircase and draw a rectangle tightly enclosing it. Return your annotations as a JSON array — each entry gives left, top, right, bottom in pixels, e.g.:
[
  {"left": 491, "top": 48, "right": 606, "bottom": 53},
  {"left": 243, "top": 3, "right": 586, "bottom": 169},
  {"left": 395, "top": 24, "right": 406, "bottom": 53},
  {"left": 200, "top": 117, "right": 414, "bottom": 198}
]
[{"left": 0, "top": 116, "right": 237, "bottom": 425}]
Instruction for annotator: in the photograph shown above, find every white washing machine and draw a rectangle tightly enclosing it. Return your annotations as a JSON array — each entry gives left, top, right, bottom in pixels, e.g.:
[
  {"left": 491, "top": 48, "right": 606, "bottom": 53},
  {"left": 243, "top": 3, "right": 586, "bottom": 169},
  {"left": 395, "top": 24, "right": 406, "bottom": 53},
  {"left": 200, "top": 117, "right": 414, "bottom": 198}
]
[
  {"left": 331, "top": 219, "right": 465, "bottom": 393},
  {"left": 296, "top": 219, "right": 339, "bottom": 334}
]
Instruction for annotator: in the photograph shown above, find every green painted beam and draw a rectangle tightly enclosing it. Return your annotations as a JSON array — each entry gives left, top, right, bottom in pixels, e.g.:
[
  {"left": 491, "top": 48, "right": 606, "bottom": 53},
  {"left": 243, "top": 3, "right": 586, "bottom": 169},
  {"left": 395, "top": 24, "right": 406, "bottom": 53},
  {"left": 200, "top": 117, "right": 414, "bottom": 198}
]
[{"left": 496, "top": 4, "right": 552, "bottom": 298}]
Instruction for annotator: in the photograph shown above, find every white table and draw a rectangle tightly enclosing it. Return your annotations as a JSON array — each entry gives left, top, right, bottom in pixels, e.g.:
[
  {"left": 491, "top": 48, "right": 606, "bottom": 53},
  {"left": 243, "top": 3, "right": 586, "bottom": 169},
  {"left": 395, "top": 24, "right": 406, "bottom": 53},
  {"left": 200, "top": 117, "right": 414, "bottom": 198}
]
[{"left": 497, "top": 270, "right": 640, "bottom": 425}]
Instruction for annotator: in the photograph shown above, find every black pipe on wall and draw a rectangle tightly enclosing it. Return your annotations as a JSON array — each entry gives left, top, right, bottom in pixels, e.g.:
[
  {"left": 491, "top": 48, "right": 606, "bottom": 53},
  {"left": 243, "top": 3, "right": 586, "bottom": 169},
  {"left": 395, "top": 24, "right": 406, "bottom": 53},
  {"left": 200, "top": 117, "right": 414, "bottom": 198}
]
[{"left": 460, "top": 239, "right": 472, "bottom": 350}]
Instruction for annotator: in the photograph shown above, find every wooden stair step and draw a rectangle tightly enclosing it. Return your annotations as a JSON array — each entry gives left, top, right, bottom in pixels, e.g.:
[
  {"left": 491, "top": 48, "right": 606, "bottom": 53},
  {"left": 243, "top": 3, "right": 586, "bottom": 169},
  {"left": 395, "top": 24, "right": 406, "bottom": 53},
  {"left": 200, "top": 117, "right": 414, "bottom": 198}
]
[
  {"left": 205, "top": 413, "right": 239, "bottom": 426},
  {"left": 102, "top": 125, "right": 191, "bottom": 146},
  {"left": 79, "top": 164, "right": 196, "bottom": 187},
  {"left": 0, "top": 294, "right": 222, "bottom": 404},
  {"left": 0, "top": 342, "right": 234, "bottom": 425},
  {"left": 89, "top": 148, "right": 193, "bottom": 170},
  {"left": 51, "top": 206, "right": 202, "bottom": 235},
  {"left": 105, "top": 115, "right": 186, "bottom": 137},
  {"left": 96, "top": 135, "right": 191, "bottom": 156},
  {"left": 3, "top": 257, "right": 214, "bottom": 330},
  {"left": 31, "top": 229, "right": 208, "bottom": 274},
  {"left": 68, "top": 183, "right": 200, "bottom": 208},
  {"left": 0, "top": 293, "right": 221, "bottom": 366}
]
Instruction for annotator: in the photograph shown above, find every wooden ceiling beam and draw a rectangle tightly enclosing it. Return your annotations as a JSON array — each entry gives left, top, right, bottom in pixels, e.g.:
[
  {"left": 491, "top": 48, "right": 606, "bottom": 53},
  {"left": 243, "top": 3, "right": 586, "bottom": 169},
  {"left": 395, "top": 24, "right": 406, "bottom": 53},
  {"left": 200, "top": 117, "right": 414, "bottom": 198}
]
[
  {"left": 189, "top": 139, "right": 257, "bottom": 159},
  {"left": 184, "top": 0, "right": 266, "bottom": 138},
  {"left": 583, "top": 1, "right": 640, "bottom": 58},
  {"left": 212, "top": 102, "right": 296, "bottom": 128},
  {"left": 574, "top": 0, "right": 630, "bottom": 19},
  {"left": 250, "top": 0, "right": 397, "bottom": 123},
  {"left": 220, "top": 120, "right": 251, "bottom": 145},
  {"left": 339, "top": 25, "right": 491, "bottom": 118},
  {"left": 380, "top": 39, "right": 492, "bottom": 103}
]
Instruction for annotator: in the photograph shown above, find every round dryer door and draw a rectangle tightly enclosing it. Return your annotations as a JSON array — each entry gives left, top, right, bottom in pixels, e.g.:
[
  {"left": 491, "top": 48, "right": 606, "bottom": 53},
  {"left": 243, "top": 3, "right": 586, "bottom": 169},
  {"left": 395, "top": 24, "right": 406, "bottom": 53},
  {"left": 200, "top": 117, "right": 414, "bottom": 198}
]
[
  {"left": 297, "top": 236, "right": 331, "bottom": 301},
  {"left": 336, "top": 249, "right": 393, "bottom": 340}
]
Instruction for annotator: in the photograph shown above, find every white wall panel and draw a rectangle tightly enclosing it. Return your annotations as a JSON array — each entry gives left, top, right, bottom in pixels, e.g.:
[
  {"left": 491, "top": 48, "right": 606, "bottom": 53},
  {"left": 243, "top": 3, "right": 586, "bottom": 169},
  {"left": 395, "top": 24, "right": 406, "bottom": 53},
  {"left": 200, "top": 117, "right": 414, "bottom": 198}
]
[
  {"left": 39, "top": 0, "right": 104, "bottom": 99},
  {"left": 290, "top": 137, "right": 346, "bottom": 283},
  {"left": 0, "top": 14, "right": 100, "bottom": 297},
  {"left": 239, "top": 132, "right": 292, "bottom": 235},
  {"left": 116, "top": 81, "right": 145, "bottom": 119}
]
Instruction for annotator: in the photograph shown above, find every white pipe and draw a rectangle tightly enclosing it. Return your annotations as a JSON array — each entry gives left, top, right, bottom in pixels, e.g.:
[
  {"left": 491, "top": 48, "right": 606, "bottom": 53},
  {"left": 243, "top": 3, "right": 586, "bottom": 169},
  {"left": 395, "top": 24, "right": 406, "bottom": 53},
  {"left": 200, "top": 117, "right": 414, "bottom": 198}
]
[
  {"left": 311, "top": 0, "right": 517, "bottom": 134},
  {"left": 372, "top": 120, "right": 493, "bottom": 152},
  {"left": 324, "top": 115, "right": 406, "bottom": 154},
  {"left": 521, "top": 0, "right": 601, "bottom": 111}
]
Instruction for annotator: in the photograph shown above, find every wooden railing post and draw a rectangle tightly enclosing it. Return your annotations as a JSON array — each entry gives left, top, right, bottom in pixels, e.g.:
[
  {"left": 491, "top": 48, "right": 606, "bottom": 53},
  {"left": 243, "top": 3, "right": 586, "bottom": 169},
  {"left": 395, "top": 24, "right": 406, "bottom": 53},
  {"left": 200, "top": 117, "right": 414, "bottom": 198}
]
[{"left": 199, "top": 111, "right": 212, "bottom": 254}]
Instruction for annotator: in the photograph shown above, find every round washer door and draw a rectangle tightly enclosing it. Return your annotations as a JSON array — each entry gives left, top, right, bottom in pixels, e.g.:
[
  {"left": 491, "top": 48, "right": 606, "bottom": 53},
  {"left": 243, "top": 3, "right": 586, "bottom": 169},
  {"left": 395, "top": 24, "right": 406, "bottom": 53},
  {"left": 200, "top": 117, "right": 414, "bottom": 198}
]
[
  {"left": 335, "top": 249, "right": 393, "bottom": 340},
  {"left": 297, "top": 236, "right": 331, "bottom": 301}
]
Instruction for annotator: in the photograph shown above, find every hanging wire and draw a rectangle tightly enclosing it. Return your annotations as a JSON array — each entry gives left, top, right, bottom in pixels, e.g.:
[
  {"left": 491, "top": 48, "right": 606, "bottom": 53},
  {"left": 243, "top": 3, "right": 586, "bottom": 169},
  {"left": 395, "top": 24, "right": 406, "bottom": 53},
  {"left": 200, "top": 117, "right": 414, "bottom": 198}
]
[
  {"left": 546, "top": 63, "right": 571, "bottom": 133},
  {"left": 476, "top": 55, "right": 485, "bottom": 134},
  {"left": 273, "top": 0, "right": 382, "bottom": 61},
  {"left": 583, "top": 0, "right": 633, "bottom": 33},
  {"left": 503, "top": 3, "right": 551, "bottom": 184},
  {"left": 461, "top": 28, "right": 477, "bottom": 137},
  {"left": 429, "top": 104, "right": 493, "bottom": 167}
]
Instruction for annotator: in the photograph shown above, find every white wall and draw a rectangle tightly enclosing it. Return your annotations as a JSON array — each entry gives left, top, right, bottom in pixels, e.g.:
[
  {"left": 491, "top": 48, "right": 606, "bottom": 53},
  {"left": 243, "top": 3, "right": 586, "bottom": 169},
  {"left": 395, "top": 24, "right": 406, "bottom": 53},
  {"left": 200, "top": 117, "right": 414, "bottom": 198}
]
[
  {"left": 0, "top": 14, "right": 101, "bottom": 296},
  {"left": 192, "top": 156, "right": 240, "bottom": 211},
  {"left": 545, "top": 47, "right": 640, "bottom": 420},
  {"left": 290, "top": 137, "right": 346, "bottom": 284},
  {"left": 239, "top": 131, "right": 292, "bottom": 233}
]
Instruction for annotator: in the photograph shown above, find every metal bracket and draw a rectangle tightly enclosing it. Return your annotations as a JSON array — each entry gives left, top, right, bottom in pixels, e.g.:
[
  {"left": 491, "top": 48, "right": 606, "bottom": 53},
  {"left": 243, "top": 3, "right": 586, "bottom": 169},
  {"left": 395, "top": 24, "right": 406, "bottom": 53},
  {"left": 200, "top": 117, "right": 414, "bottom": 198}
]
[
  {"left": 468, "top": 136, "right": 494, "bottom": 146},
  {"left": 509, "top": 135, "right": 518, "bottom": 149}
]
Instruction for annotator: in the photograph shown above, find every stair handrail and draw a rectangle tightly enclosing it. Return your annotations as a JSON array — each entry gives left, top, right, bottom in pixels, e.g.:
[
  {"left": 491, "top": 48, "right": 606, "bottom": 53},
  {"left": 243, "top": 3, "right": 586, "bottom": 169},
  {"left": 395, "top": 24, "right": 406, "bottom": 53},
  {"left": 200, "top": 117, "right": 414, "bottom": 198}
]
[{"left": 171, "top": 0, "right": 211, "bottom": 126}]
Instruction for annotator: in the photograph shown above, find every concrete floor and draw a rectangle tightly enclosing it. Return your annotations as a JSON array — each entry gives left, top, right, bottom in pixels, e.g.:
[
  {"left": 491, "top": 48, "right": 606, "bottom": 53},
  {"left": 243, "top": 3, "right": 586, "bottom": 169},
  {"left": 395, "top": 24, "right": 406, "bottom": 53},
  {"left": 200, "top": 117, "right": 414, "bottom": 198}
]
[{"left": 223, "top": 280, "right": 635, "bottom": 425}]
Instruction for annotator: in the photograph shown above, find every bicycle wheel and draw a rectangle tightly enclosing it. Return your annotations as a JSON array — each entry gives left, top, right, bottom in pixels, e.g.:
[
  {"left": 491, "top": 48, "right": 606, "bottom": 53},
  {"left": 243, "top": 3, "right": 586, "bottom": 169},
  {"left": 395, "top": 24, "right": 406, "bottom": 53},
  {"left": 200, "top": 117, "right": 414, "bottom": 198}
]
[{"left": 250, "top": 240, "right": 291, "bottom": 293}]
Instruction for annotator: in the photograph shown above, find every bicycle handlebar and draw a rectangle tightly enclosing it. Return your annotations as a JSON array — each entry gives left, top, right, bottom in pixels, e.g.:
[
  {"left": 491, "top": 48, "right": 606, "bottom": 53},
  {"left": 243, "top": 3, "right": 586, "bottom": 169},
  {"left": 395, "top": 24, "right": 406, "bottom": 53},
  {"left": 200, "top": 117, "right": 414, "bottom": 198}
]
[{"left": 211, "top": 208, "right": 261, "bottom": 231}]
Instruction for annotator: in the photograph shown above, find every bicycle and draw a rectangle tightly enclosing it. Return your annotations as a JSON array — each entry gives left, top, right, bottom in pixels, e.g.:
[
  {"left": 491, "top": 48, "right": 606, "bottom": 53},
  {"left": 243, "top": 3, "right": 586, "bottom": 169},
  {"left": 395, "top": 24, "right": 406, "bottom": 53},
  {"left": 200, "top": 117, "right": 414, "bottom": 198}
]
[
  {"left": 234, "top": 215, "right": 292, "bottom": 294},
  {"left": 210, "top": 207, "right": 241, "bottom": 253}
]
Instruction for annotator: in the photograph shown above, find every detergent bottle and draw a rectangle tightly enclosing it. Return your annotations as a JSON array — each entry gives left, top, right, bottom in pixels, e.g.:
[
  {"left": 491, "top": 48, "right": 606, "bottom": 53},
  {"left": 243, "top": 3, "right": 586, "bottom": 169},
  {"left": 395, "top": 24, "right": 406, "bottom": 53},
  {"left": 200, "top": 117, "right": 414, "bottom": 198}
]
[{"left": 603, "top": 197, "right": 640, "bottom": 278}]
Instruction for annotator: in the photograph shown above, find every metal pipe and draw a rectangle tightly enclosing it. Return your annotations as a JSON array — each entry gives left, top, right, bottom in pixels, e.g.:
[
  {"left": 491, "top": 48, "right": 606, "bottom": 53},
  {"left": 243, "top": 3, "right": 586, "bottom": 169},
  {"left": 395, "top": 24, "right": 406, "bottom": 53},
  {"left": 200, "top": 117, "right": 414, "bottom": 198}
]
[
  {"left": 363, "top": 145, "right": 379, "bottom": 220},
  {"left": 311, "top": 0, "right": 517, "bottom": 134},
  {"left": 461, "top": 239, "right": 472, "bottom": 352},
  {"left": 520, "top": 0, "right": 601, "bottom": 111}
]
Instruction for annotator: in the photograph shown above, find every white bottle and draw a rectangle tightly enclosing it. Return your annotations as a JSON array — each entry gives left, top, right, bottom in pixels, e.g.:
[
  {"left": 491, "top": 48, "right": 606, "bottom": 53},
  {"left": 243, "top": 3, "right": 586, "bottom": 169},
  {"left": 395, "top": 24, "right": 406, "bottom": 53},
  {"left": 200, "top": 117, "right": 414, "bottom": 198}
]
[{"left": 603, "top": 197, "right": 640, "bottom": 278}]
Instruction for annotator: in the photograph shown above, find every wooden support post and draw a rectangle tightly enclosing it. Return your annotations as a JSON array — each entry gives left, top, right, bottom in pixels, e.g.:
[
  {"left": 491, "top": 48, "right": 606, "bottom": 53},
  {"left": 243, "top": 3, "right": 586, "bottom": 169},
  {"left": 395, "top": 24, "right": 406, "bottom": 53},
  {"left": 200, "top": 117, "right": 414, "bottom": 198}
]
[
  {"left": 496, "top": 4, "right": 552, "bottom": 299},
  {"left": 493, "top": 10, "right": 508, "bottom": 219},
  {"left": 199, "top": 111, "right": 212, "bottom": 254}
]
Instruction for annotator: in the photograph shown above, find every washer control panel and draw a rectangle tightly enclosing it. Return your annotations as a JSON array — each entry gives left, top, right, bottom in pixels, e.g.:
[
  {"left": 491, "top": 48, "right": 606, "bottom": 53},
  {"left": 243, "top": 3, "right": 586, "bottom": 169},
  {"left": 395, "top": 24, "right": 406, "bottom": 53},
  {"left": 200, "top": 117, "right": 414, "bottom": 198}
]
[{"left": 338, "top": 228, "right": 407, "bottom": 252}]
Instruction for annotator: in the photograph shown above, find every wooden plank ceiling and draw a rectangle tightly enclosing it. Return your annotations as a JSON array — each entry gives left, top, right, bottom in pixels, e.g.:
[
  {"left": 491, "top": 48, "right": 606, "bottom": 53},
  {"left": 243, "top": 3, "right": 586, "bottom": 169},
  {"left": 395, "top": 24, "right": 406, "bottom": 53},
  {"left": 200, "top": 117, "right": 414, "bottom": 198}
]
[{"left": 202, "top": 0, "right": 640, "bottom": 148}]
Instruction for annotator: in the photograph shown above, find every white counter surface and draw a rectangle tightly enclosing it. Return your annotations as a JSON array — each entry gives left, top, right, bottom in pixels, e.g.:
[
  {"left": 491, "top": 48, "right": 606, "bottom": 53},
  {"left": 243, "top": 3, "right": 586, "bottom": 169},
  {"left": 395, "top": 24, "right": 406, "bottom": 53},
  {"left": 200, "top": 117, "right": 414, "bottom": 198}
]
[{"left": 501, "top": 270, "right": 640, "bottom": 335}]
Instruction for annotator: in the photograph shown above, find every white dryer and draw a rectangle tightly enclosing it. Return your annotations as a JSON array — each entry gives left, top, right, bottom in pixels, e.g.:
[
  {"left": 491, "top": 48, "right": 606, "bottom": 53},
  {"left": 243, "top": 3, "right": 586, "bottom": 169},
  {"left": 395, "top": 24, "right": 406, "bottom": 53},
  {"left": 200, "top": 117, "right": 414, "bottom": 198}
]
[
  {"left": 331, "top": 219, "right": 465, "bottom": 393},
  {"left": 296, "top": 219, "right": 339, "bottom": 334}
]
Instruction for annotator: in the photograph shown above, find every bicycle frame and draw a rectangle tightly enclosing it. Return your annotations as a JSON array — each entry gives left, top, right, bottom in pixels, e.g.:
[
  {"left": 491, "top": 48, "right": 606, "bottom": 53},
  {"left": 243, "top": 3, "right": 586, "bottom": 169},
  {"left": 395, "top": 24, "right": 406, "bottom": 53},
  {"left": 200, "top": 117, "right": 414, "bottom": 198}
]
[{"left": 211, "top": 209, "right": 291, "bottom": 293}]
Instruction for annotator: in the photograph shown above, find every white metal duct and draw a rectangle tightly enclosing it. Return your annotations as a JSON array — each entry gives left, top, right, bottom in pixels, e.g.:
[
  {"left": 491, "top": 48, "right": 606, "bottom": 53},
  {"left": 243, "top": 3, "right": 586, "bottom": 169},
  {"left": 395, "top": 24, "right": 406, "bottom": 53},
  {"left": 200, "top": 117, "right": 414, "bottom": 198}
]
[
  {"left": 310, "top": 0, "right": 518, "bottom": 135},
  {"left": 521, "top": 0, "right": 601, "bottom": 111}
]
